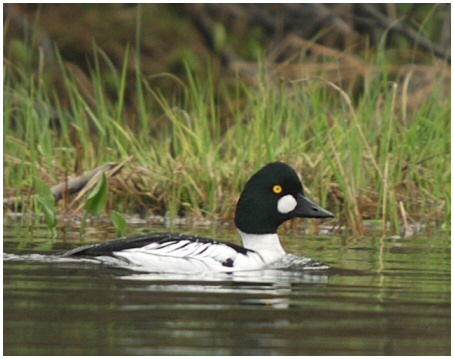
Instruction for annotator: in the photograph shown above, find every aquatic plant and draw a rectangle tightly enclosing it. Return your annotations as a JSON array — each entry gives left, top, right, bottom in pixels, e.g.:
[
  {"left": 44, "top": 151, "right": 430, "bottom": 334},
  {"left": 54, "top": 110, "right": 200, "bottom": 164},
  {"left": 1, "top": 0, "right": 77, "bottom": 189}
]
[{"left": 3, "top": 18, "right": 450, "bottom": 236}]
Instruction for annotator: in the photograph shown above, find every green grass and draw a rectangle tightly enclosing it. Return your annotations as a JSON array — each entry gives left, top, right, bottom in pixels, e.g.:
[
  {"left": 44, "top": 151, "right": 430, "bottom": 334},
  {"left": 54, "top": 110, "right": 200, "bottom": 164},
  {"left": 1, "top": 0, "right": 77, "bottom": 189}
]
[{"left": 3, "top": 45, "right": 451, "bottom": 236}]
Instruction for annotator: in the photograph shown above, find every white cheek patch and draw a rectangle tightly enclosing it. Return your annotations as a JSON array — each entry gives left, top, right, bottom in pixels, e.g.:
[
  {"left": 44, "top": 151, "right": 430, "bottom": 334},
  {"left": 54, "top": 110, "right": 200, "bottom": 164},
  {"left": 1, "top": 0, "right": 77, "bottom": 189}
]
[{"left": 277, "top": 195, "right": 297, "bottom": 214}]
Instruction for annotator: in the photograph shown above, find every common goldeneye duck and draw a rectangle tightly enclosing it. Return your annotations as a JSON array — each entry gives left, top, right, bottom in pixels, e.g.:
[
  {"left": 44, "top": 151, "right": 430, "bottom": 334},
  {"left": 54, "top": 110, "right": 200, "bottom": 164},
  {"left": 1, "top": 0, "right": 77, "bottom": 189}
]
[{"left": 64, "top": 162, "right": 334, "bottom": 272}]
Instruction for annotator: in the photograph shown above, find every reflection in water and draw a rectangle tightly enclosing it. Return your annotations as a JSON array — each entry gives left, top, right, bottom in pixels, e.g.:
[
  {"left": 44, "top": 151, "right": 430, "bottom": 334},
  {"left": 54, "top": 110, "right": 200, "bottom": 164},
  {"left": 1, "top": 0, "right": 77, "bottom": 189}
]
[
  {"left": 3, "top": 225, "right": 451, "bottom": 356},
  {"left": 4, "top": 251, "right": 329, "bottom": 310},
  {"left": 121, "top": 269, "right": 329, "bottom": 310}
]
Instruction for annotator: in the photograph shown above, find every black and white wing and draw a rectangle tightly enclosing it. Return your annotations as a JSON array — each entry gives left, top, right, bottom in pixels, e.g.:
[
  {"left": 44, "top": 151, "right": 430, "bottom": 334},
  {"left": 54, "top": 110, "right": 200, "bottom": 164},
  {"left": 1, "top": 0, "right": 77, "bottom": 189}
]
[{"left": 64, "top": 233, "right": 262, "bottom": 272}]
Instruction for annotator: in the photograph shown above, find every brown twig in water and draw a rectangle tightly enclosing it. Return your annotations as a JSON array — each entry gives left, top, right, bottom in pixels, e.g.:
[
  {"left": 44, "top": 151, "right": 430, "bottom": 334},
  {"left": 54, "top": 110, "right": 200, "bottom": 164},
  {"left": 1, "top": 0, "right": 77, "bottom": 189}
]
[{"left": 3, "top": 160, "right": 130, "bottom": 209}]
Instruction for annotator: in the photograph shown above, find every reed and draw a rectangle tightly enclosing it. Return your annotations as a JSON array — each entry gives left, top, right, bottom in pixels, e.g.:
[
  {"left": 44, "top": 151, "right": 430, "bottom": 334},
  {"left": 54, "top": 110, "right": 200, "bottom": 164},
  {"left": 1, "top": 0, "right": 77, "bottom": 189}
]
[{"left": 3, "top": 45, "right": 450, "bottom": 236}]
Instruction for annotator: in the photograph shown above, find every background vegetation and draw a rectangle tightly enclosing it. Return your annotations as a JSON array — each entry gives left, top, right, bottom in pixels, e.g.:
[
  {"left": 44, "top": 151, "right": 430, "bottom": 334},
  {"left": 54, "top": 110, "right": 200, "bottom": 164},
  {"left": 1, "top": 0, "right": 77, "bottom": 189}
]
[{"left": 3, "top": 4, "right": 451, "bottom": 236}]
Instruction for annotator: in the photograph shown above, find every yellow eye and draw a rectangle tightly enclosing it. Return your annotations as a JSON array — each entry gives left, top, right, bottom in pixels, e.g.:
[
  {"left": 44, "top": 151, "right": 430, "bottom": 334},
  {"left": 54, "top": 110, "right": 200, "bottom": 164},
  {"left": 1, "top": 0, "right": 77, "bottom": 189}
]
[{"left": 272, "top": 185, "right": 283, "bottom": 194}]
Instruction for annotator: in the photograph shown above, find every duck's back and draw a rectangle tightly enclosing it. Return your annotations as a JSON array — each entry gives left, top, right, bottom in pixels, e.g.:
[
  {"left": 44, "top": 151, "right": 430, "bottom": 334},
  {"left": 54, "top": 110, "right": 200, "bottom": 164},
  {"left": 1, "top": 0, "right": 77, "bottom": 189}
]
[{"left": 63, "top": 233, "right": 262, "bottom": 272}]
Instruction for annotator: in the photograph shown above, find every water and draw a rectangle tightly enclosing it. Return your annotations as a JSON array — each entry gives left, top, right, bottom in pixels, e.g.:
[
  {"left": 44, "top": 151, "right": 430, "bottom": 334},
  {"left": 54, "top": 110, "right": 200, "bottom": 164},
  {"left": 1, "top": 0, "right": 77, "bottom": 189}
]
[{"left": 3, "top": 221, "right": 451, "bottom": 355}]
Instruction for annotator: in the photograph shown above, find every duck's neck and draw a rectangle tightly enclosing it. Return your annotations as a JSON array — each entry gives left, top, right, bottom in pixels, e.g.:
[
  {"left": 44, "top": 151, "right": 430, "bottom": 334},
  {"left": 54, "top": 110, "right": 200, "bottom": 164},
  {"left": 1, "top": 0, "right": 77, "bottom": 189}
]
[{"left": 238, "top": 230, "right": 286, "bottom": 265}]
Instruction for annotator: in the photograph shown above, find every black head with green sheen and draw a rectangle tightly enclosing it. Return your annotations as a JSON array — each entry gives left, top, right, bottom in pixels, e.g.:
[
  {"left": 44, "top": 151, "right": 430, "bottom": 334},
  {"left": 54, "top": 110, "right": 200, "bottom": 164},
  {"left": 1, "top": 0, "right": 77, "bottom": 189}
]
[{"left": 234, "top": 162, "right": 334, "bottom": 234}]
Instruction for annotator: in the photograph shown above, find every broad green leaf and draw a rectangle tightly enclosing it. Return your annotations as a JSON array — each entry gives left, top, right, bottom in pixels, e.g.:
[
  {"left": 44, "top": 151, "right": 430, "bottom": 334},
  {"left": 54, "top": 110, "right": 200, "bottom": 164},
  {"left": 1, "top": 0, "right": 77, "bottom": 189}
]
[
  {"left": 34, "top": 177, "right": 55, "bottom": 206},
  {"left": 111, "top": 210, "right": 127, "bottom": 237},
  {"left": 34, "top": 177, "right": 57, "bottom": 231},
  {"left": 84, "top": 172, "right": 108, "bottom": 216},
  {"left": 37, "top": 198, "right": 58, "bottom": 231}
]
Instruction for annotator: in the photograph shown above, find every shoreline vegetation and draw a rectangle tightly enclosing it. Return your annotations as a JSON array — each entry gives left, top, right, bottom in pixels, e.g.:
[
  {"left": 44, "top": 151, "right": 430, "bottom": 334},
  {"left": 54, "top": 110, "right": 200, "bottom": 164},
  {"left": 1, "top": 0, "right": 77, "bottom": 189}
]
[{"left": 3, "top": 4, "right": 450, "bottom": 237}]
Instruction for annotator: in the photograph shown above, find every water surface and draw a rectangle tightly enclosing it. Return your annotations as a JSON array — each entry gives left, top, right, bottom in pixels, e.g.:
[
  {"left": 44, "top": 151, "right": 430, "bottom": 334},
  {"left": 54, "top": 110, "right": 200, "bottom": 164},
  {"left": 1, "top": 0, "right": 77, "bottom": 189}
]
[{"left": 3, "top": 221, "right": 451, "bottom": 355}]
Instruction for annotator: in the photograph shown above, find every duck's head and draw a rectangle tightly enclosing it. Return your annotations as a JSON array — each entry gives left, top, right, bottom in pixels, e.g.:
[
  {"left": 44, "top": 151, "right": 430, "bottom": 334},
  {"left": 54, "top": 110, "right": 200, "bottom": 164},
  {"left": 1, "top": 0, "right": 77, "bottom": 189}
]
[{"left": 234, "top": 162, "right": 334, "bottom": 234}]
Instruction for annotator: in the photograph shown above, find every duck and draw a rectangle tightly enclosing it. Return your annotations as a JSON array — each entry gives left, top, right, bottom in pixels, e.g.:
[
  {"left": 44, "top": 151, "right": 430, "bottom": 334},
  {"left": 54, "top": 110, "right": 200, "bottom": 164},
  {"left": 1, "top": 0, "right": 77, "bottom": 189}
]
[{"left": 64, "top": 162, "right": 334, "bottom": 273}]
